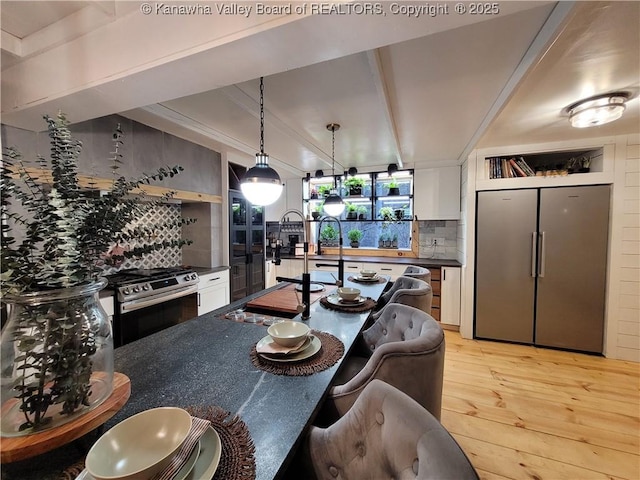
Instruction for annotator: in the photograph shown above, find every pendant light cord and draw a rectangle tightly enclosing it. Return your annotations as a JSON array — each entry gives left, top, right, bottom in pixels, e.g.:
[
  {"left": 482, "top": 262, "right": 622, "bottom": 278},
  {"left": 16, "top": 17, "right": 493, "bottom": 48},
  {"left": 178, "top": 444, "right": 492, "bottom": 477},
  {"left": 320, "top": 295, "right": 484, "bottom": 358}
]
[
  {"left": 331, "top": 126, "right": 336, "bottom": 188},
  {"left": 259, "top": 77, "right": 265, "bottom": 154}
]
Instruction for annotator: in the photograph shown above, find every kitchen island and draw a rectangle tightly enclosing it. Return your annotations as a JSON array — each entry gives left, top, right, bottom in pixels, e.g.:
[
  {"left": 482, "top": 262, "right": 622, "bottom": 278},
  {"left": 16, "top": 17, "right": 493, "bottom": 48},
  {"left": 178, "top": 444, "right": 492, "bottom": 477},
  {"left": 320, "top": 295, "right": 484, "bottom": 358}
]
[{"left": 1, "top": 276, "right": 389, "bottom": 480}]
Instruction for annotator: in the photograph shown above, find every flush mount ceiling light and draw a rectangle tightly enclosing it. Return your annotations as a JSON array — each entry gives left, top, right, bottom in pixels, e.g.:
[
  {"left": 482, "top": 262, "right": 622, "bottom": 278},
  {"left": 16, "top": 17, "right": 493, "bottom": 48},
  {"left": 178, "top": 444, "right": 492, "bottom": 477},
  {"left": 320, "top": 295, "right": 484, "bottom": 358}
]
[
  {"left": 323, "top": 123, "right": 345, "bottom": 217},
  {"left": 567, "top": 92, "right": 629, "bottom": 128},
  {"left": 240, "top": 77, "right": 283, "bottom": 206}
]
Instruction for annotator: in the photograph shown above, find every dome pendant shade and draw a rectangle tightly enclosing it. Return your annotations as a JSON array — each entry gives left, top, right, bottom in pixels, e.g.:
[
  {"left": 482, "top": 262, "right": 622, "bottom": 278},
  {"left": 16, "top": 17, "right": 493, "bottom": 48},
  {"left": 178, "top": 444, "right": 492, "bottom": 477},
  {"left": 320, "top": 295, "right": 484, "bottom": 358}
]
[
  {"left": 240, "top": 76, "right": 283, "bottom": 206},
  {"left": 323, "top": 190, "right": 345, "bottom": 216},
  {"left": 240, "top": 153, "right": 283, "bottom": 206}
]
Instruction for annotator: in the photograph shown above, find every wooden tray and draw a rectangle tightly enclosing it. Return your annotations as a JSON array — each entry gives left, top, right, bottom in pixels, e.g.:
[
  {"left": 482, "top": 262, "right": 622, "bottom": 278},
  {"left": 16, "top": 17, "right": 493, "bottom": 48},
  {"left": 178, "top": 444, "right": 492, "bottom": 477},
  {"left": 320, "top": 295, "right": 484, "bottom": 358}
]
[
  {"left": 246, "top": 283, "right": 329, "bottom": 315},
  {"left": 1, "top": 372, "right": 131, "bottom": 463}
]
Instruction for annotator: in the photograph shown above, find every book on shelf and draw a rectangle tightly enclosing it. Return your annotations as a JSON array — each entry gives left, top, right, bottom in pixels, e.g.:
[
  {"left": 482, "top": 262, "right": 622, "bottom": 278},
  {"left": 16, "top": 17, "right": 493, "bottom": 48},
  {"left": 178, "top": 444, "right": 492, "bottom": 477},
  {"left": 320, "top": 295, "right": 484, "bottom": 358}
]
[{"left": 486, "top": 156, "right": 535, "bottom": 178}]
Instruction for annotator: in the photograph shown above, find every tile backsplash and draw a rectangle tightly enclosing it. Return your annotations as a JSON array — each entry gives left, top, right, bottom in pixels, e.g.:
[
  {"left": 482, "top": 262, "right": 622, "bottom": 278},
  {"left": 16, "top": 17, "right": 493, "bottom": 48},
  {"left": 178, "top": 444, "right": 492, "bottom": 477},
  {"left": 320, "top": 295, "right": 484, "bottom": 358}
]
[
  {"left": 418, "top": 220, "right": 458, "bottom": 259},
  {"left": 102, "top": 203, "right": 183, "bottom": 274}
]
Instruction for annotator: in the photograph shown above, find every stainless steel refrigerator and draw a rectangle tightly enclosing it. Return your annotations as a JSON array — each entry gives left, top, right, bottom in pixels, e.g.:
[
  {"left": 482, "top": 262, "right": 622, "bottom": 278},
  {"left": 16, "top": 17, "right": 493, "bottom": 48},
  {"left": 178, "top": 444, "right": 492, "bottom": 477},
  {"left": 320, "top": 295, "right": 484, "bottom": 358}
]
[{"left": 475, "top": 185, "right": 610, "bottom": 353}]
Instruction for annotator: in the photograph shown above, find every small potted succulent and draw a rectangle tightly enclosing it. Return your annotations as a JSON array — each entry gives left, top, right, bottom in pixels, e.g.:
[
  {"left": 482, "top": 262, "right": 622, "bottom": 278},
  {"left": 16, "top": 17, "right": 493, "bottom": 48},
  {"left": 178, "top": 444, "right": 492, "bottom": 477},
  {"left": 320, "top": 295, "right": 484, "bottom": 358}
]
[
  {"left": 345, "top": 202, "right": 358, "bottom": 220},
  {"left": 347, "top": 228, "right": 363, "bottom": 248},
  {"left": 357, "top": 205, "right": 368, "bottom": 220},
  {"left": 388, "top": 179, "right": 400, "bottom": 196},
  {"left": 344, "top": 177, "right": 365, "bottom": 196}
]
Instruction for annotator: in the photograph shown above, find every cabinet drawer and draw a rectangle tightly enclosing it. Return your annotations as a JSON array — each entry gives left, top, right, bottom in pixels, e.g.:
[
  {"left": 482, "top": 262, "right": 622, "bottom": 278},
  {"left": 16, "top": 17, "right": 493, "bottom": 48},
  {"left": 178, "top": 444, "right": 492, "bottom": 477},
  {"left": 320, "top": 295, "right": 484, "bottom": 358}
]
[
  {"left": 376, "top": 263, "right": 407, "bottom": 281},
  {"left": 430, "top": 307, "right": 440, "bottom": 321},
  {"left": 430, "top": 268, "right": 441, "bottom": 281},
  {"left": 431, "top": 296, "right": 441, "bottom": 308},
  {"left": 198, "top": 270, "right": 229, "bottom": 289},
  {"left": 430, "top": 280, "right": 441, "bottom": 296}
]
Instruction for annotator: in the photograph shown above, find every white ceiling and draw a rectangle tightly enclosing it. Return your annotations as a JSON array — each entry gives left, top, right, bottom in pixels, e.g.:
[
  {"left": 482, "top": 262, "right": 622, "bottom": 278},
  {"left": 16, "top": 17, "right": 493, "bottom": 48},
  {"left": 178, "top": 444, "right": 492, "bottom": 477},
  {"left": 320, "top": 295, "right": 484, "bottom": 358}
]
[{"left": 1, "top": 1, "right": 638, "bottom": 179}]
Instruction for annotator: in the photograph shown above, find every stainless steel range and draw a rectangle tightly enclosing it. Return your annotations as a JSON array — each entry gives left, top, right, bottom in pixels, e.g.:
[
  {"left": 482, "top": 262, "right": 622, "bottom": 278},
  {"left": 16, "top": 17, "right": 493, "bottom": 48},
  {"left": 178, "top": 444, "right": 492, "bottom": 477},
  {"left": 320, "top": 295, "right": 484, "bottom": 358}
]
[{"left": 105, "top": 267, "right": 199, "bottom": 347}]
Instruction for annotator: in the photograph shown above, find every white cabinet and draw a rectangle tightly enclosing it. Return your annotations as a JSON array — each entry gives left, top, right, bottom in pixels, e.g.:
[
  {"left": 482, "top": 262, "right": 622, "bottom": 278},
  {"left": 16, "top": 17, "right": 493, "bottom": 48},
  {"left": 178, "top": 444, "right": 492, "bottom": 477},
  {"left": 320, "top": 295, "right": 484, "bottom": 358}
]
[
  {"left": 197, "top": 270, "right": 230, "bottom": 315},
  {"left": 413, "top": 166, "right": 460, "bottom": 220},
  {"left": 99, "top": 294, "right": 114, "bottom": 323},
  {"left": 376, "top": 263, "right": 407, "bottom": 281},
  {"left": 265, "top": 260, "right": 277, "bottom": 288},
  {"left": 440, "top": 266, "right": 461, "bottom": 326}
]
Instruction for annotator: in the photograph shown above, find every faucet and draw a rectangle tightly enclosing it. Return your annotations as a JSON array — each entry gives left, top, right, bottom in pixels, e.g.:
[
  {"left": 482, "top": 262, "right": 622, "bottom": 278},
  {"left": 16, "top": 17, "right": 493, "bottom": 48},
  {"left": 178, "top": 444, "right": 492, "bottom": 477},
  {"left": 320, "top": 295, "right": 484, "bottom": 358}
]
[
  {"left": 274, "top": 209, "right": 311, "bottom": 320},
  {"left": 315, "top": 216, "right": 344, "bottom": 287}
]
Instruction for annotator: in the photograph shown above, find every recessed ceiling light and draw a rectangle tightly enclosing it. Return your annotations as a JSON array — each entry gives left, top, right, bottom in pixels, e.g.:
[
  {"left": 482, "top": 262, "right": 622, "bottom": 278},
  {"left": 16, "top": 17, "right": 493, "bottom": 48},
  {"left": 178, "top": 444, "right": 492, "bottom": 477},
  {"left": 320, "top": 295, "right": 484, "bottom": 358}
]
[{"left": 567, "top": 92, "right": 629, "bottom": 128}]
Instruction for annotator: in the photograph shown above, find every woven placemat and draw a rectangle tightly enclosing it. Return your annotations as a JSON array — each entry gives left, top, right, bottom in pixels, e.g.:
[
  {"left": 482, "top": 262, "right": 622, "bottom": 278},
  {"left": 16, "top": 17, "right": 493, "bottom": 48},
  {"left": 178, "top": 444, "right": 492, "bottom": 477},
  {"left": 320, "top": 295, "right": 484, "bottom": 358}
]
[
  {"left": 319, "top": 295, "right": 377, "bottom": 313},
  {"left": 347, "top": 275, "right": 386, "bottom": 284},
  {"left": 58, "top": 406, "right": 255, "bottom": 480},
  {"left": 250, "top": 330, "right": 344, "bottom": 376}
]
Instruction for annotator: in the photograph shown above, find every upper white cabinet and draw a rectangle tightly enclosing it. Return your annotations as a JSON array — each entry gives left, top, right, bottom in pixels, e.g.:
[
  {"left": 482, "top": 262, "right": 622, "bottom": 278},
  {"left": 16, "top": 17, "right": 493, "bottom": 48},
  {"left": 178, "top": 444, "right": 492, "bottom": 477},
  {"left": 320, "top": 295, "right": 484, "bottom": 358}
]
[{"left": 413, "top": 166, "right": 460, "bottom": 220}]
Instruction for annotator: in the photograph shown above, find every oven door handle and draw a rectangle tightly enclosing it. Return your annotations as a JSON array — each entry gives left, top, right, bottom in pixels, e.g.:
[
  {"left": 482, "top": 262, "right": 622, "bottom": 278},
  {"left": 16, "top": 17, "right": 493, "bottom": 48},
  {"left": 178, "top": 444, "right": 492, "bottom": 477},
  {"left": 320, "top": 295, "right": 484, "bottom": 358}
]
[{"left": 120, "top": 285, "right": 198, "bottom": 313}]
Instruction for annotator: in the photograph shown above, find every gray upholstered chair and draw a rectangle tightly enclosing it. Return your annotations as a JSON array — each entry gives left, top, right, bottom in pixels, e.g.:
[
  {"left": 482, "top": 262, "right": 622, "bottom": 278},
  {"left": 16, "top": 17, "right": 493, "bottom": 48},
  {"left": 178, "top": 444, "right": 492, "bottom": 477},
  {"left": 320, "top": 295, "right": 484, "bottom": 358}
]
[
  {"left": 320, "top": 303, "right": 445, "bottom": 424},
  {"left": 307, "top": 380, "right": 479, "bottom": 480},
  {"left": 373, "top": 275, "right": 432, "bottom": 319},
  {"left": 403, "top": 264, "right": 432, "bottom": 283}
]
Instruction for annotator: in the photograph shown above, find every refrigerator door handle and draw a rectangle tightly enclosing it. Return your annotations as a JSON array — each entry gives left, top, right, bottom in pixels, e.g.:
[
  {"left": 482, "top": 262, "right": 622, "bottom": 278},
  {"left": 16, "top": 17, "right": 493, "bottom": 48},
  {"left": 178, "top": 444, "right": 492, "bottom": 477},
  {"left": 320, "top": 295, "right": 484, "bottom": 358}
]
[
  {"left": 531, "top": 232, "right": 537, "bottom": 277},
  {"left": 538, "top": 231, "right": 546, "bottom": 278}
]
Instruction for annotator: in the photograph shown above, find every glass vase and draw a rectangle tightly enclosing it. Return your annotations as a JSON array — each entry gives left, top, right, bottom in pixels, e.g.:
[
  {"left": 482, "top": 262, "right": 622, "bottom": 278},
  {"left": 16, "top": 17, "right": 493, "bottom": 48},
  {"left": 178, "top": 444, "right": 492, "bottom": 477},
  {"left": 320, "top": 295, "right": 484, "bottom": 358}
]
[{"left": 1, "top": 279, "right": 114, "bottom": 437}]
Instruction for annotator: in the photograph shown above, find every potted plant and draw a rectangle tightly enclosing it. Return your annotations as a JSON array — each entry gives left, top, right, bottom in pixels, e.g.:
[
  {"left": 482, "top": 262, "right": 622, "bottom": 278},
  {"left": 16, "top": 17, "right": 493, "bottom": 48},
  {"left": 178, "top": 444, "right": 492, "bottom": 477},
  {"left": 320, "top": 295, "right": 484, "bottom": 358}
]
[
  {"left": 0, "top": 113, "right": 193, "bottom": 435},
  {"left": 344, "top": 177, "right": 365, "bottom": 196},
  {"left": 312, "top": 201, "right": 323, "bottom": 220},
  {"left": 310, "top": 188, "right": 318, "bottom": 199},
  {"left": 388, "top": 179, "right": 400, "bottom": 196},
  {"left": 317, "top": 184, "right": 332, "bottom": 198},
  {"left": 347, "top": 228, "right": 363, "bottom": 248},
  {"left": 320, "top": 224, "right": 339, "bottom": 246},
  {"left": 379, "top": 206, "right": 395, "bottom": 221},
  {"left": 357, "top": 205, "right": 368, "bottom": 220},
  {"left": 391, "top": 233, "right": 398, "bottom": 248},
  {"left": 345, "top": 202, "right": 358, "bottom": 220}
]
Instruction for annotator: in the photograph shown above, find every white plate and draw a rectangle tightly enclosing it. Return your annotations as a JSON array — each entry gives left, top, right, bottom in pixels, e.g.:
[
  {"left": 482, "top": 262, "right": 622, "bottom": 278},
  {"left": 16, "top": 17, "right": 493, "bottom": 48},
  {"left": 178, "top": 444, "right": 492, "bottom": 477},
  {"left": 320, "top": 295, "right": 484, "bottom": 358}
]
[
  {"left": 185, "top": 426, "right": 222, "bottom": 480},
  {"left": 295, "top": 283, "right": 325, "bottom": 292},
  {"left": 256, "top": 335, "right": 311, "bottom": 355},
  {"left": 75, "top": 435, "right": 206, "bottom": 480},
  {"left": 259, "top": 335, "right": 321, "bottom": 363},
  {"left": 353, "top": 275, "right": 380, "bottom": 283},
  {"left": 326, "top": 294, "right": 367, "bottom": 306}
]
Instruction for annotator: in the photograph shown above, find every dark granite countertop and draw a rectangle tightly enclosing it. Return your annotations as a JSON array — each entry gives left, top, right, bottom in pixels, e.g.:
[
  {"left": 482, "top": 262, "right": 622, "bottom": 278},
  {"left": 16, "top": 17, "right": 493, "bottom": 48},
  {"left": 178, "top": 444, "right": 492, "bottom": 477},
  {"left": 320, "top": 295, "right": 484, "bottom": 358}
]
[{"left": 2, "top": 277, "right": 389, "bottom": 480}]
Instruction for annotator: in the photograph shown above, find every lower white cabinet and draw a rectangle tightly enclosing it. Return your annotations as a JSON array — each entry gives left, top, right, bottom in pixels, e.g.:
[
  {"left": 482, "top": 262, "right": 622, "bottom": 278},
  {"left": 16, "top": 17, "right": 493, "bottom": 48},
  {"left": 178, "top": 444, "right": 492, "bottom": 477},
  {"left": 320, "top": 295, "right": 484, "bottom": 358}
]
[
  {"left": 197, "top": 270, "right": 230, "bottom": 315},
  {"left": 99, "top": 295, "right": 114, "bottom": 324},
  {"left": 265, "top": 260, "right": 277, "bottom": 289},
  {"left": 376, "top": 263, "right": 407, "bottom": 281},
  {"left": 440, "top": 266, "right": 461, "bottom": 326}
]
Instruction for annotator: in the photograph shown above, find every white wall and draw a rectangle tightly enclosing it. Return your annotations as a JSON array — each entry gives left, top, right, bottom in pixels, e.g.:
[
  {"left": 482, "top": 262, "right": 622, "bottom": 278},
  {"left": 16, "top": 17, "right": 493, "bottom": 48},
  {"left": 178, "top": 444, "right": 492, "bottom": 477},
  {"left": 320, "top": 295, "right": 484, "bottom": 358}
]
[{"left": 606, "top": 134, "right": 640, "bottom": 361}]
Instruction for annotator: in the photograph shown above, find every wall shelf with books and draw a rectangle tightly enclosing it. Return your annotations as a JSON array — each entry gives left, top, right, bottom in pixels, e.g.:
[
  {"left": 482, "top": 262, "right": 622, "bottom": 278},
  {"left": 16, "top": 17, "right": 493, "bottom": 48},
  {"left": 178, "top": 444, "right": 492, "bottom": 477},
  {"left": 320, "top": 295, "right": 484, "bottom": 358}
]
[{"left": 475, "top": 143, "right": 615, "bottom": 191}]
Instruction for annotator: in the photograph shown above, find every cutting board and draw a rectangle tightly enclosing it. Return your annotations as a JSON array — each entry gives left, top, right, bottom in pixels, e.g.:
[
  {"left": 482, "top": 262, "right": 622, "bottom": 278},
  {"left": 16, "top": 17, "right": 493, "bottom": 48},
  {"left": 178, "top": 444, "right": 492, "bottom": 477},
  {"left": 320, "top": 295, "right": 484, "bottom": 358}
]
[{"left": 246, "top": 283, "right": 330, "bottom": 315}]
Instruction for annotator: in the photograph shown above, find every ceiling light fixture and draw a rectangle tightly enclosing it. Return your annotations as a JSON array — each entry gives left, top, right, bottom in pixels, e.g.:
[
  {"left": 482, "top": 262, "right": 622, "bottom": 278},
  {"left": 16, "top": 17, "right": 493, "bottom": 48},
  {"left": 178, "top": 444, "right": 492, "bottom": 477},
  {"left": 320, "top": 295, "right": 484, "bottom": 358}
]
[
  {"left": 240, "top": 77, "right": 283, "bottom": 206},
  {"left": 567, "top": 92, "right": 629, "bottom": 128},
  {"left": 323, "top": 123, "right": 345, "bottom": 217}
]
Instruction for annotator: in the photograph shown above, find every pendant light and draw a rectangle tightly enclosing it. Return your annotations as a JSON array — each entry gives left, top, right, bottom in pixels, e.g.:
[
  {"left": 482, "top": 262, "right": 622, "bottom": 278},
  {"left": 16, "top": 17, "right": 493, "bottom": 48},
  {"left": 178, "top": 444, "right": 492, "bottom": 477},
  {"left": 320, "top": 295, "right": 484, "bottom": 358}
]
[
  {"left": 240, "top": 77, "right": 283, "bottom": 206},
  {"left": 323, "top": 123, "right": 345, "bottom": 217}
]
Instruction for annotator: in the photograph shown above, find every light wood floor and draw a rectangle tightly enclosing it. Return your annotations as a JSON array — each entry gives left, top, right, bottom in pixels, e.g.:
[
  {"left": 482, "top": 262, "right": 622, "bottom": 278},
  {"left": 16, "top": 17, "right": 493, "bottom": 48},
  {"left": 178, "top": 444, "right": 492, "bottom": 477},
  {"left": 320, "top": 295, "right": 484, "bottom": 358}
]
[{"left": 441, "top": 330, "right": 640, "bottom": 480}]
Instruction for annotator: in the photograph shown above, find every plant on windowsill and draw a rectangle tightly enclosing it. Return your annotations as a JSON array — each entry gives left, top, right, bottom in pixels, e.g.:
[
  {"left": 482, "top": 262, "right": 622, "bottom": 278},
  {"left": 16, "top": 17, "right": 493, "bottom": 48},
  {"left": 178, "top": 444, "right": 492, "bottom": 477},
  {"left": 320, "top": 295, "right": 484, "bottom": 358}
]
[
  {"left": 0, "top": 113, "right": 194, "bottom": 435},
  {"left": 379, "top": 206, "right": 395, "bottom": 222},
  {"left": 347, "top": 228, "right": 363, "bottom": 248},
  {"left": 320, "top": 224, "right": 339, "bottom": 246},
  {"left": 357, "top": 205, "right": 367, "bottom": 220},
  {"left": 345, "top": 202, "right": 358, "bottom": 220},
  {"left": 344, "top": 177, "right": 364, "bottom": 196},
  {"left": 312, "top": 201, "right": 324, "bottom": 220},
  {"left": 387, "top": 179, "right": 400, "bottom": 196}
]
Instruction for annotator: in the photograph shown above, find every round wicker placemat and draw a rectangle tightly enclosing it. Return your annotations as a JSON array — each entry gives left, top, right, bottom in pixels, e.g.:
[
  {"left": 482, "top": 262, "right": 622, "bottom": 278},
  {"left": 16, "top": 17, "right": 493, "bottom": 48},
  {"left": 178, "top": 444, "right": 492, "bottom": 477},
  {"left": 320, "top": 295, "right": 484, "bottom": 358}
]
[
  {"left": 319, "top": 295, "right": 377, "bottom": 313},
  {"left": 58, "top": 406, "right": 255, "bottom": 480},
  {"left": 250, "top": 330, "right": 344, "bottom": 376}
]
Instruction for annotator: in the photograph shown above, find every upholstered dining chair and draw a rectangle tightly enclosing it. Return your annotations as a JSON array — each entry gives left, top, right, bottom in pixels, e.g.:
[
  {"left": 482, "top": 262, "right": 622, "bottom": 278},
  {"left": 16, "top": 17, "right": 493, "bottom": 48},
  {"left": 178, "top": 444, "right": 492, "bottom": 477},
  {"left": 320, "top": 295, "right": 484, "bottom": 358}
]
[
  {"left": 307, "top": 379, "right": 479, "bottom": 480},
  {"left": 373, "top": 275, "right": 432, "bottom": 319},
  {"left": 319, "top": 303, "right": 445, "bottom": 425},
  {"left": 402, "top": 264, "right": 432, "bottom": 283}
]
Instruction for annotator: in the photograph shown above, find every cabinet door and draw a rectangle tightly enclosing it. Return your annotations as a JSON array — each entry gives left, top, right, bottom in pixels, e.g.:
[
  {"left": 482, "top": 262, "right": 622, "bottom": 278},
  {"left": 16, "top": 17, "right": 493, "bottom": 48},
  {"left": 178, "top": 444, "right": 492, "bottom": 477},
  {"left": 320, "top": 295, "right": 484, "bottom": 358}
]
[
  {"left": 413, "top": 166, "right": 460, "bottom": 220},
  {"left": 265, "top": 260, "right": 277, "bottom": 289},
  {"left": 198, "top": 285, "right": 229, "bottom": 315},
  {"left": 440, "top": 267, "right": 461, "bottom": 326}
]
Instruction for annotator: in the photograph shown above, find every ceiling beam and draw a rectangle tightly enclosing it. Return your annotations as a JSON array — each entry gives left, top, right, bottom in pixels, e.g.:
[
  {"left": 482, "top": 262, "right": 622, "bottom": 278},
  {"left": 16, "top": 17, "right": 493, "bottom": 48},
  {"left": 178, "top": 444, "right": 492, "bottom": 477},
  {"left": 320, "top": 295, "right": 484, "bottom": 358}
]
[
  {"left": 220, "top": 84, "right": 335, "bottom": 170},
  {"left": 366, "top": 49, "right": 403, "bottom": 169},
  {"left": 458, "top": 1, "right": 577, "bottom": 163}
]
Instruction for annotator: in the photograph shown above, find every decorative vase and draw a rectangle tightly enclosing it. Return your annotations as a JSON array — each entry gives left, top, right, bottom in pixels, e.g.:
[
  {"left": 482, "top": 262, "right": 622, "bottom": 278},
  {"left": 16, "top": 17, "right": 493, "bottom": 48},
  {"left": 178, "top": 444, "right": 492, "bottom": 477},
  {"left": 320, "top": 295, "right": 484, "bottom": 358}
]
[{"left": 1, "top": 279, "right": 114, "bottom": 437}]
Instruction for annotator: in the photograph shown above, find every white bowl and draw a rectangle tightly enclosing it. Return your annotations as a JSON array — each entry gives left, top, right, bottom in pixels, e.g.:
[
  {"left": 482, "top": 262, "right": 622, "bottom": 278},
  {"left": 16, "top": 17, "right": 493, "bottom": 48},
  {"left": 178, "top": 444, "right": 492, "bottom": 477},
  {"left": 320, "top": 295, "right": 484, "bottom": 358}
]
[
  {"left": 359, "top": 270, "right": 377, "bottom": 278},
  {"left": 86, "top": 407, "right": 192, "bottom": 480},
  {"left": 337, "top": 287, "right": 361, "bottom": 301},
  {"left": 268, "top": 320, "right": 311, "bottom": 347}
]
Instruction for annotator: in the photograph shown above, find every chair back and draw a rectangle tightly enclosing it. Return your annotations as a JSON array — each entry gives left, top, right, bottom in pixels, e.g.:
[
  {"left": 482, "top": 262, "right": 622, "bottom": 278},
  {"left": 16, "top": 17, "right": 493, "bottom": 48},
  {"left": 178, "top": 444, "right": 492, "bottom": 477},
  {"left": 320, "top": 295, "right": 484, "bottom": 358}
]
[
  {"left": 309, "top": 380, "right": 479, "bottom": 480},
  {"left": 328, "top": 304, "right": 445, "bottom": 420},
  {"left": 376, "top": 275, "right": 432, "bottom": 315},
  {"left": 403, "top": 265, "right": 431, "bottom": 283}
]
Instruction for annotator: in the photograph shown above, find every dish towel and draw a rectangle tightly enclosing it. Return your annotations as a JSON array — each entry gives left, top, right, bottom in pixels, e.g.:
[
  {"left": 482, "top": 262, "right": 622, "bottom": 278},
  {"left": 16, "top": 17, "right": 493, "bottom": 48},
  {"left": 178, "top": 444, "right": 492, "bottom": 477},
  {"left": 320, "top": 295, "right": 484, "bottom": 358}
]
[{"left": 151, "top": 416, "right": 211, "bottom": 480}]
